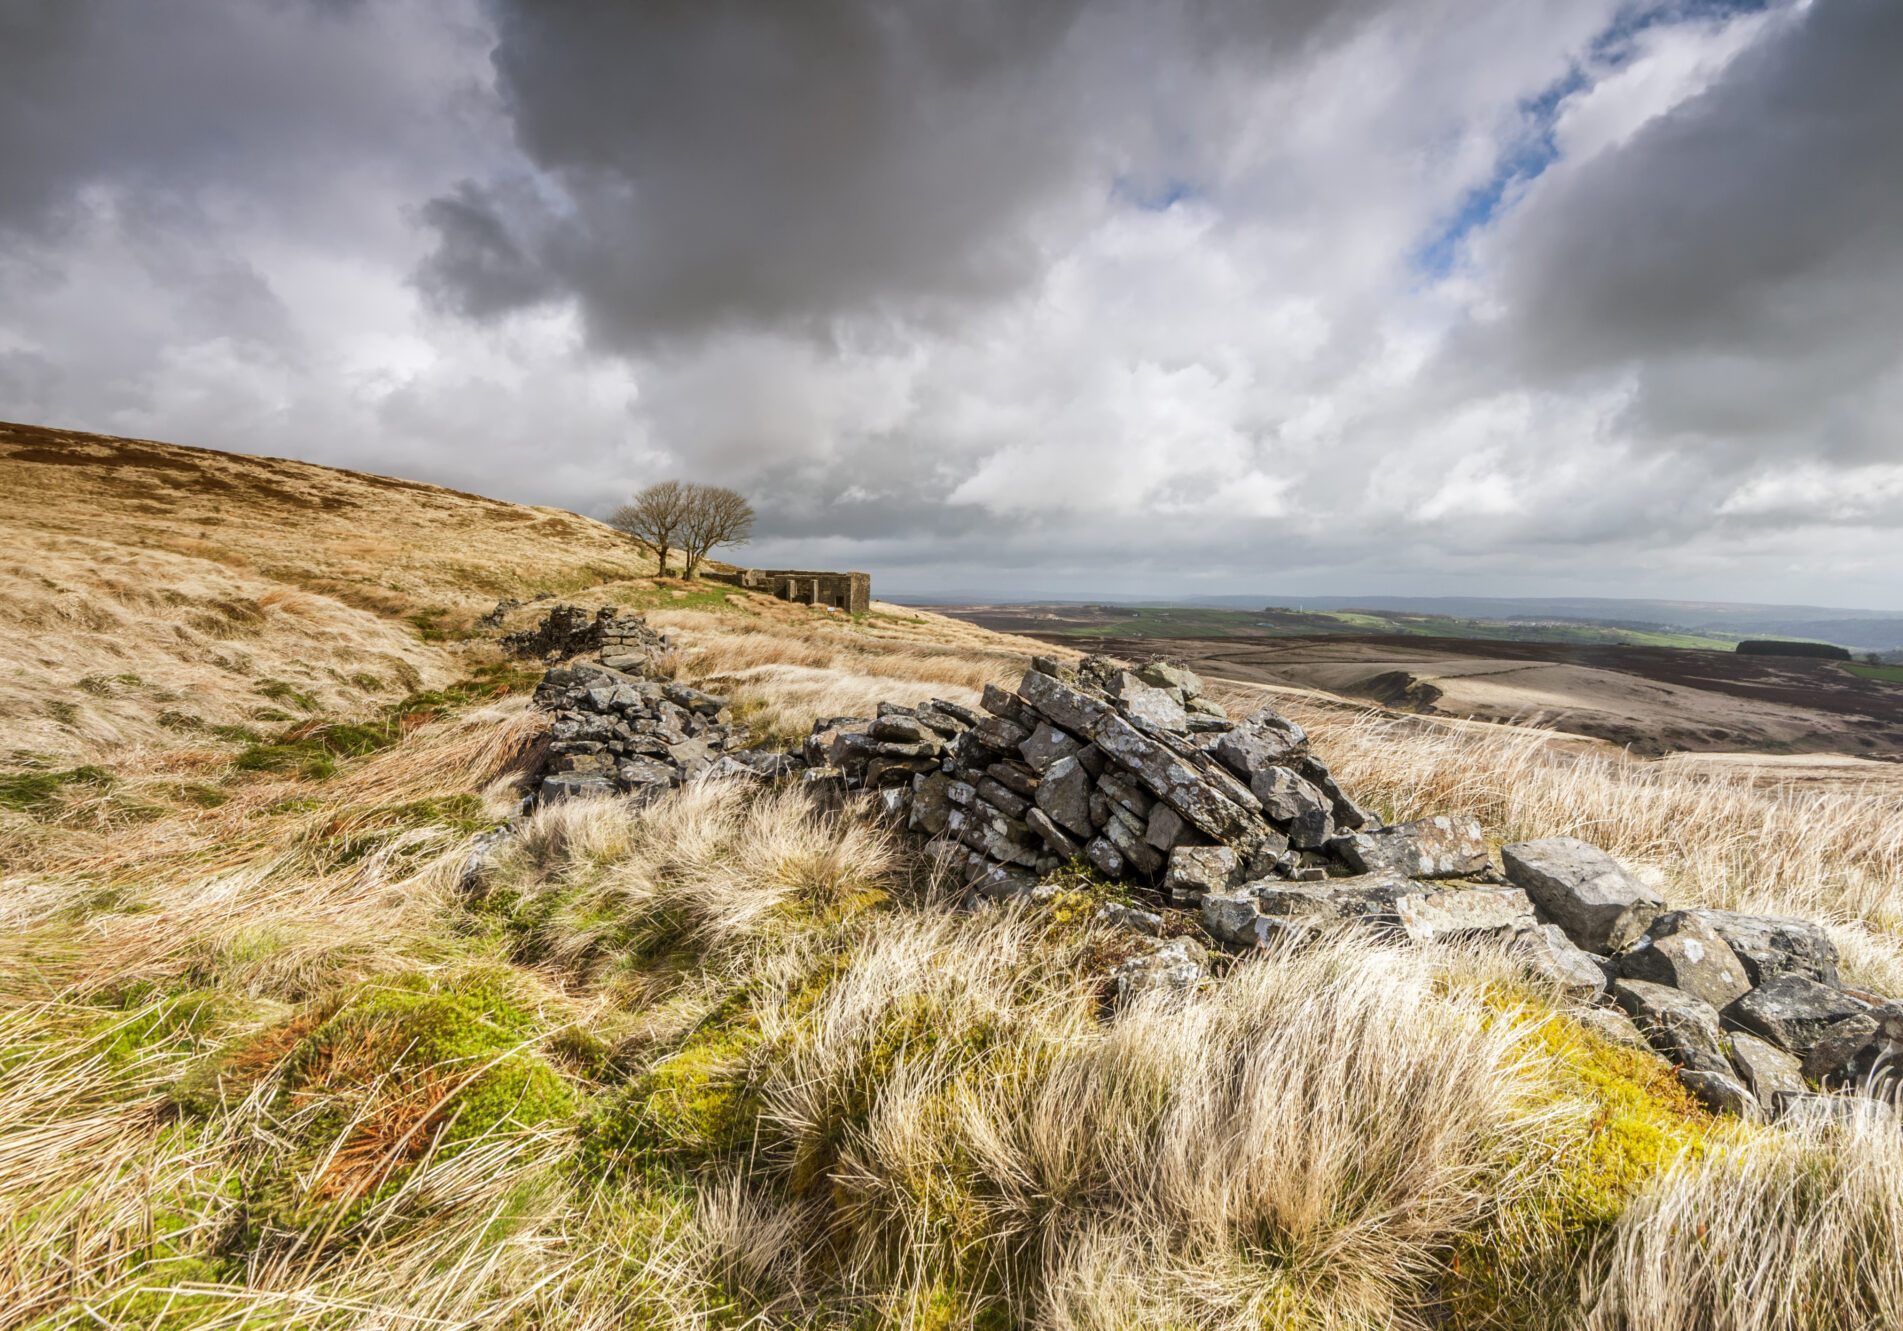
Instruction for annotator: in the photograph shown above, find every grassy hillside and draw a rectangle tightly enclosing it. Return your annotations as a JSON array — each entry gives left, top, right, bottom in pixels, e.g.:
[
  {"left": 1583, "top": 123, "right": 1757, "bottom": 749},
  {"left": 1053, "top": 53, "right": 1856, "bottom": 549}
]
[{"left": 5, "top": 424, "right": 1903, "bottom": 1328}]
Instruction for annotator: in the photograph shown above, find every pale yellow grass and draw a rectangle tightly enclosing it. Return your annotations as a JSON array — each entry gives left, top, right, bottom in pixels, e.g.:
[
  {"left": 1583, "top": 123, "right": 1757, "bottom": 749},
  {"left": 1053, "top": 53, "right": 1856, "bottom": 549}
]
[
  {"left": 1587, "top": 1101, "right": 1903, "bottom": 1329},
  {"left": 1253, "top": 692, "right": 1903, "bottom": 991},
  {"left": 647, "top": 606, "right": 1046, "bottom": 740},
  {"left": 1, "top": 420, "right": 656, "bottom": 622},
  {"left": 0, "top": 525, "right": 451, "bottom": 763}
]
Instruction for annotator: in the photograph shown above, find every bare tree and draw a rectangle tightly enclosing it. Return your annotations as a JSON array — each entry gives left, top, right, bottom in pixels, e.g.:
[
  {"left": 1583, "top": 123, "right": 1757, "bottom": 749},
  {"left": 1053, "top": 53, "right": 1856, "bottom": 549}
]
[
  {"left": 679, "top": 484, "right": 755, "bottom": 578},
  {"left": 609, "top": 480, "right": 691, "bottom": 576}
]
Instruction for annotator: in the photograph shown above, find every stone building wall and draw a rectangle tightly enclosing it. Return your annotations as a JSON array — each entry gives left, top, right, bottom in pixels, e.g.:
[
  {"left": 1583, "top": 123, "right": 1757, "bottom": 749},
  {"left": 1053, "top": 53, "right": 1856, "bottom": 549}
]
[{"left": 710, "top": 567, "right": 871, "bottom": 614}]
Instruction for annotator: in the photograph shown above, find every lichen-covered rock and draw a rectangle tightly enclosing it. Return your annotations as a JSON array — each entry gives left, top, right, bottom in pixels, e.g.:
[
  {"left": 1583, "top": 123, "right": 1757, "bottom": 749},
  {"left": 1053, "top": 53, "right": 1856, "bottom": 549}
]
[
  {"left": 1019, "top": 721, "right": 1082, "bottom": 774},
  {"left": 1727, "top": 1030, "right": 1806, "bottom": 1109},
  {"left": 1509, "top": 921, "right": 1609, "bottom": 1001},
  {"left": 1610, "top": 978, "right": 1735, "bottom": 1080},
  {"left": 1677, "top": 1069, "right": 1757, "bottom": 1118},
  {"left": 1164, "top": 844, "right": 1238, "bottom": 906},
  {"left": 1799, "top": 1013, "right": 1881, "bottom": 1085},
  {"left": 1614, "top": 912, "right": 1753, "bottom": 1010},
  {"left": 1114, "top": 936, "right": 1207, "bottom": 1003},
  {"left": 1723, "top": 974, "right": 1868, "bottom": 1058},
  {"left": 1342, "top": 815, "right": 1488, "bottom": 879},
  {"left": 1501, "top": 836, "right": 1662, "bottom": 953},
  {"left": 1391, "top": 883, "right": 1534, "bottom": 943},
  {"left": 1035, "top": 755, "right": 1094, "bottom": 839},
  {"left": 1683, "top": 909, "right": 1841, "bottom": 988}
]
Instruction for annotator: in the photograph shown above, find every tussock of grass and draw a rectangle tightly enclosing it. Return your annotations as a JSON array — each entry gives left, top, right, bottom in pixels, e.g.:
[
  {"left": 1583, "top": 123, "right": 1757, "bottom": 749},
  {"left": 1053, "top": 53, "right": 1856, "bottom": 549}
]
[{"left": 1587, "top": 1101, "right": 1903, "bottom": 1330}]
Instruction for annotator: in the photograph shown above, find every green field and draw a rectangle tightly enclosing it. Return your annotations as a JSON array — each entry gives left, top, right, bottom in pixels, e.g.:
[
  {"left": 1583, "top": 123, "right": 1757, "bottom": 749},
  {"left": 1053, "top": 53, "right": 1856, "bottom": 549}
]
[
  {"left": 1845, "top": 661, "right": 1903, "bottom": 684},
  {"left": 1052, "top": 604, "right": 1739, "bottom": 650}
]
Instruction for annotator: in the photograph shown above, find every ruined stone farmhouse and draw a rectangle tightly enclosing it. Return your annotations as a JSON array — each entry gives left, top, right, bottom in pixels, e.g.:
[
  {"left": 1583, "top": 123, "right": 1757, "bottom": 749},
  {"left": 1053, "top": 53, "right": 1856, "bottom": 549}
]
[{"left": 708, "top": 567, "right": 871, "bottom": 614}]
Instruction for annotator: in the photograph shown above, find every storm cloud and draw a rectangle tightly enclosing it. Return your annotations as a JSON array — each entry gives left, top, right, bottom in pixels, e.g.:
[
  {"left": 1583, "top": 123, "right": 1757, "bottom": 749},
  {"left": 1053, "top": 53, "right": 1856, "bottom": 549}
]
[{"left": 3, "top": 0, "right": 1899, "bottom": 605}]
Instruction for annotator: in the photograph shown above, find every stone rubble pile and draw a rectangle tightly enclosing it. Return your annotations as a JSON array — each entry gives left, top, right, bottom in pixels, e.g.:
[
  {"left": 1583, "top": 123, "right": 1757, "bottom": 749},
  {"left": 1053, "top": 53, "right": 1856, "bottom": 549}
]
[
  {"left": 513, "top": 607, "right": 1901, "bottom": 1122},
  {"left": 525, "top": 608, "right": 782, "bottom": 804},
  {"left": 503, "top": 603, "right": 670, "bottom": 663}
]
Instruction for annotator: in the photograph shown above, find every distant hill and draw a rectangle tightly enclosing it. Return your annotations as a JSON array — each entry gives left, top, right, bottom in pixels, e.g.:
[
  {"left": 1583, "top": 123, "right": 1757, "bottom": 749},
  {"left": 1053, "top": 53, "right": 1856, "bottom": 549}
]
[{"left": 1176, "top": 595, "right": 1903, "bottom": 652}]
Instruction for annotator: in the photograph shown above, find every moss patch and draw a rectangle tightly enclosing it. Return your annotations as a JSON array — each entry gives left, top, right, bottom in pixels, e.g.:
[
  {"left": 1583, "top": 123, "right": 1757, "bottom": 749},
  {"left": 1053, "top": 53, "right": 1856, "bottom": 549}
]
[{"left": 1444, "top": 1010, "right": 1725, "bottom": 1327}]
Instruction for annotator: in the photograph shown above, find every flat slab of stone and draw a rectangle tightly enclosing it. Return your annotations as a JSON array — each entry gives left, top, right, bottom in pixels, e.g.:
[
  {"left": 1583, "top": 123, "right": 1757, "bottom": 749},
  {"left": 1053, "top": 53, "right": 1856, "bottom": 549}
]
[
  {"left": 1502, "top": 836, "right": 1662, "bottom": 953},
  {"left": 1089, "top": 711, "right": 1261, "bottom": 843},
  {"left": 1342, "top": 816, "right": 1489, "bottom": 880},
  {"left": 1392, "top": 884, "right": 1534, "bottom": 943},
  {"left": 1723, "top": 974, "right": 1868, "bottom": 1058}
]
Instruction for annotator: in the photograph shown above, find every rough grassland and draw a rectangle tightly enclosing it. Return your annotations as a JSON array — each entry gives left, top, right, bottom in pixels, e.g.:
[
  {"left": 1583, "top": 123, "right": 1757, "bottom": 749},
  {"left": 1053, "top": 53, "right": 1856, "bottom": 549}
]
[{"left": 2, "top": 423, "right": 1900, "bottom": 1328}]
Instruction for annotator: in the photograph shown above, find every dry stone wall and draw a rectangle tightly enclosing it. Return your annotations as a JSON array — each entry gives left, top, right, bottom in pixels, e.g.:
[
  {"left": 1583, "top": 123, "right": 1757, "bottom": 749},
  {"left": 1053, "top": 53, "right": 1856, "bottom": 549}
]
[{"left": 508, "top": 606, "right": 1903, "bottom": 1124}]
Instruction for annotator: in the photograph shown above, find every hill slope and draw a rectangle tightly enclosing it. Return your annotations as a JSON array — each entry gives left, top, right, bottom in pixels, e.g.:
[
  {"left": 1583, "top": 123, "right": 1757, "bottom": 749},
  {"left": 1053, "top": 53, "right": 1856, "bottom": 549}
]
[{"left": 4, "top": 422, "right": 1902, "bottom": 1329}]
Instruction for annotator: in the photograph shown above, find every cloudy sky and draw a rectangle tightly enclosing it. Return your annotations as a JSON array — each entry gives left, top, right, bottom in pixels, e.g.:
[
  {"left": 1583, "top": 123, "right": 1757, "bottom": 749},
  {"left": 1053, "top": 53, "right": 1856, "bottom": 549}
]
[{"left": 3, "top": 0, "right": 1900, "bottom": 605}]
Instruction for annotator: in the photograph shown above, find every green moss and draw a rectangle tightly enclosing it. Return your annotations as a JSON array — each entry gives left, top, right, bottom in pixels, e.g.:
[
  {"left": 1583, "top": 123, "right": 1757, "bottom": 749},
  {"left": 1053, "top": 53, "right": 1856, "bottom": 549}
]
[
  {"left": 0, "top": 763, "right": 113, "bottom": 813},
  {"left": 229, "top": 671, "right": 539, "bottom": 782},
  {"left": 256, "top": 678, "right": 319, "bottom": 712},
  {"left": 1444, "top": 1010, "right": 1724, "bottom": 1328},
  {"left": 180, "top": 971, "right": 574, "bottom": 1244},
  {"left": 580, "top": 998, "right": 765, "bottom": 1172}
]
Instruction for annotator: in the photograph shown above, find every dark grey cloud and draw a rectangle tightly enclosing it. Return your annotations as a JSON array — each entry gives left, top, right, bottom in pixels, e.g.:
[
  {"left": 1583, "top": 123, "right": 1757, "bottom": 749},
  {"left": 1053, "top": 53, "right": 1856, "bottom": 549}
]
[
  {"left": 1467, "top": 0, "right": 1903, "bottom": 461},
  {"left": 417, "top": 0, "right": 1404, "bottom": 347}
]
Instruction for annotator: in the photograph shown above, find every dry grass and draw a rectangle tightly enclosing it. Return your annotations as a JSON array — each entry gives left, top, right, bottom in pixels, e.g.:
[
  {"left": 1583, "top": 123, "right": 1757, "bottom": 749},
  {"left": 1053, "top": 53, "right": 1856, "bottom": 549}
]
[
  {"left": 647, "top": 606, "right": 1042, "bottom": 742},
  {"left": 1587, "top": 1101, "right": 1903, "bottom": 1330},
  {"left": 1266, "top": 695, "right": 1903, "bottom": 991}
]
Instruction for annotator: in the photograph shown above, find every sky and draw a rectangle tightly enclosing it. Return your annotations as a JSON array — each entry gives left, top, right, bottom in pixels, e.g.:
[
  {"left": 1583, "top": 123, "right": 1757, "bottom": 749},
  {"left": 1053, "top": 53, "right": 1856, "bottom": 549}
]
[{"left": 3, "top": 0, "right": 1901, "bottom": 606}]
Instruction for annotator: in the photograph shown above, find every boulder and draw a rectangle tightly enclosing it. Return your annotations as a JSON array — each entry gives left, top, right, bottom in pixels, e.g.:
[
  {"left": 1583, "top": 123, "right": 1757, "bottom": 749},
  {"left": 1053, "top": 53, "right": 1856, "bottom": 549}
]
[
  {"left": 1682, "top": 910, "right": 1841, "bottom": 988},
  {"left": 539, "top": 772, "right": 618, "bottom": 802},
  {"left": 1035, "top": 756, "right": 1096, "bottom": 839},
  {"left": 1610, "top": 979, "right": 1734, "bottom": 1080},
  {"left": 910, "top": 771, "right": 956, "bottom": 836},
  {"left": 1723, "top": 974, "right": 1868, "bottom": 1058},
  {"left": 985, "top": 762, "right": 1039, "bottom": 799},
  {"left": 1727, "top": 1031, "right": 1806, "bottom": 1108},
  {"left": 1109, "top": 674, "right": 1191, "bottom": 734},
  {"left": 1201, "top": 892, "right": 1262, "bottom": 948},
  {"left": 1341, "top": 816, "right": 1488, "bottom": 880},
  {"left": 1800, "top": 1013, "right": 1881, "bottom": 1085},
  {"left": 1136, "top": 660, "right": 1205, "bottom": 700},
  {"left": 869, "top": 714, "right": 935, "bottom": 745},
  {"left": 972, "top": 714, "right": 1032, "bottom": 752},
  {"left": 1164, "top": 845, "right": 1238, "bottom": 906},
  {"left": 1017, "top": 668, "right": 1113, "bottom": 737},
  {"left": 975, "top": 776, "right": 1030, "bottom": 820},
  {"left": 1501, "top": 837, "right": 1662, "bottom": 953},
  {"left": 1391, "top": 884, "right": 1535, "bottom": 943},
  {"left": 1102, "top": 812, "right": 1166, "bottom": 877},
  {"left": 1613, "top": 912, "right": 1753, "bottom": 1010},
  {"left": 1025, "top": 806, "right": 1083, "bottom": 859},
  {"left": 1509, "top": 922, "right": 1608, "bottom": 1001},
  {"left": 1143, "top": 802, "right": 1188, "bottom": 852},
  {"left": 1086, "top": 836, "right": 1126, "bottom": 879},
  {"left": 1677, "top": 1069, "right": 1757, "bottom": 1118}
]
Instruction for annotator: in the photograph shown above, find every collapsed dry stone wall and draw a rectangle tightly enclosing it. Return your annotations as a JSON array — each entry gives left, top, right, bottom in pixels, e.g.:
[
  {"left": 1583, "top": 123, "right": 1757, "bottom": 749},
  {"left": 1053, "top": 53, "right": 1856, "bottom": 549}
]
[{"left": 509, "top": 605, "right": 1902, "bottom": 1124}]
